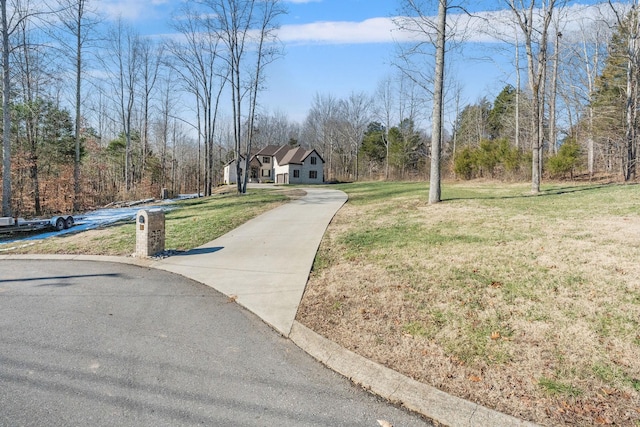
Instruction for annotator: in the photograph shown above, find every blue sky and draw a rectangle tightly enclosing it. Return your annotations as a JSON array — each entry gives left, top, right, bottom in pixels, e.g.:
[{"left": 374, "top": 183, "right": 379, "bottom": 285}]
[{"left": 101, "top": 0, "right": 617, "bottom": 126}]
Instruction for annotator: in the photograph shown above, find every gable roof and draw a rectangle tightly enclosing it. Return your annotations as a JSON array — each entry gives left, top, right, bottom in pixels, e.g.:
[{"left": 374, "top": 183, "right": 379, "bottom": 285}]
[
  {"left": 304, "top": 149, "right": 324, "bottom": 164},
  {"left": 255, "top": 145, "right": 292, "bottom": 163},
  {"left": 279, "top": 147, "right": 324, "bottom": 166},
  {"left": 279, "top": 146, "right": 306, "bottom": 165},
  {"left": 252, "top": 145, "right": 325, "bottom": 166},
  {"left": 255, "top": 145, "right": 282, "bottom": 157}
]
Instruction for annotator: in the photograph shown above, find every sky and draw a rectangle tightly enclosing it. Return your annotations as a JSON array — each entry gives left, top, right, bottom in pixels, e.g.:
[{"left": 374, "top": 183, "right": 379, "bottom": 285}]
[{"left": 99, "top": 0, "right": 618, "bottom": 127}]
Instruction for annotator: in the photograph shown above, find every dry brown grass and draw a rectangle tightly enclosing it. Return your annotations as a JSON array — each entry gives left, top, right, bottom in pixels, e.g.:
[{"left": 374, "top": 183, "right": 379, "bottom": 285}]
[{"left": 297, "top": 181, "right": 640, "bottom": 426}]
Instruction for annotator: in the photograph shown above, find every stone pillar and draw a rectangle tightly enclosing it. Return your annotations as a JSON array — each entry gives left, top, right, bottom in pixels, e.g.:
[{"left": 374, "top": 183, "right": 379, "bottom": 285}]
[{"left": 135, "top": 209, "right": 165, "bottom": 257}]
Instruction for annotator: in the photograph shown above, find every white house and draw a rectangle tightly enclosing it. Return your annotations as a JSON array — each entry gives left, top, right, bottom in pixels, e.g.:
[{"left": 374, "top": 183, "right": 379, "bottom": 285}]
[
  {"left": 223, "top": 157, "right": 243, "bottom": 185},
  {"left": 223, "top": 145, "right": 324, "bottom": 185},
  {"left": 272, "top": 146, "right": 324, "bottom": 184}
]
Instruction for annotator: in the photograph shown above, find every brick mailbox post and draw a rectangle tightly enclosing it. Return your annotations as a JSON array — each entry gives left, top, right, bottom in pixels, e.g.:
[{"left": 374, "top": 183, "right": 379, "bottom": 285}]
[{"left": 135, "top": 209, "right": 165, "bottom": 257}]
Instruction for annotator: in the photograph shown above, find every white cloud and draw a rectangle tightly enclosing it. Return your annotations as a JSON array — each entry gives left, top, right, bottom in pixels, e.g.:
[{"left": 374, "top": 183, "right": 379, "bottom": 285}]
[
  {"left": 101, "top": 0, "right": 170, "bottom": 21},
  {"left": 278, "top": 17, "right": 396, "bottom": 44},
  {"left": 101, "top": 0, "right": 148, "bottom": 20},
  {"left": 277, "top": 2, "right": 623, "bottom": 46}
]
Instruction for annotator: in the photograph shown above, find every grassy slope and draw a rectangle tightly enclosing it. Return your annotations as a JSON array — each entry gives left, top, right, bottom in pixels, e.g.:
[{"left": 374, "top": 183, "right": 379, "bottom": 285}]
[
  {"left": 298, "top": 181, "right": 640, "bottom": 426},
  {"left": 0, "top": 189, "right": 291, "bottom": 255}
]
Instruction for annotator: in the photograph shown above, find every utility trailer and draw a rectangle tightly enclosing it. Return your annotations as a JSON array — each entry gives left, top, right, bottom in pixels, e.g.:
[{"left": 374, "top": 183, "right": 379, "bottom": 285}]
[{"left": 0, "top": 215, "right": 75, "bottom": 235}]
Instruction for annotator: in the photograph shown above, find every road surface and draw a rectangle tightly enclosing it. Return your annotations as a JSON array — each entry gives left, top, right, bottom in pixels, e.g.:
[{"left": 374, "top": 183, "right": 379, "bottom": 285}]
[{"left": 0, "top": 259, "right": 431, "bottom": 426}]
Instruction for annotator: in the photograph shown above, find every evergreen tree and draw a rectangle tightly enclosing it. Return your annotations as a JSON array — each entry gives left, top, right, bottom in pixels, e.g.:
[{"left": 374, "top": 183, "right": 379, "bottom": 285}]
[{"left": 487, "top": 85, "right": 517, "bottom": 141}]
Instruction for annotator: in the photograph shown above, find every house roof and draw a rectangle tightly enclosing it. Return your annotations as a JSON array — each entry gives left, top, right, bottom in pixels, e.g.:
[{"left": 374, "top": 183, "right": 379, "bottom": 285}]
[
  {"left": 305, "top": 149, "right": 324, "bottom": 164},
  {"left": 279, "top": 147, "right": 306, "bottom": 165},
  {"left": 255, "top": 145, "right": 282, "bottom": 157},
  {"left": 256, "top": 145, "right": 300, "bottom": 163},
  {"left": 279, "top": 147, "right": 324, "bottom": 166},
  {"left": 252, "top": 145, "right": 325, "bottom": 166}
]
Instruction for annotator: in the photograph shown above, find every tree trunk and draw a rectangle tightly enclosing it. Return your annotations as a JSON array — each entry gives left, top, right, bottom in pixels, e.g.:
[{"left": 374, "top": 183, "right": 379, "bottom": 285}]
[
  {"left": 429, "top": 0, "right": 446, "bottom": 205},
  {"left": 549, "top": 30, "right": 560, "bottom": 155},
  {"left": 515, "top": 28, "right": 520, "bottom": 150},
  {"left": 625, "top": 28, "right": 638, "bottom": 181},
  {"left": 508, "top": 0, "right": 557, "bottom": 193},
  {"left": 73, "top": 0, "right": 83, "bottom": 212},
  {"left": 1, "top": 0, "right": 11, "bottom": 216}
]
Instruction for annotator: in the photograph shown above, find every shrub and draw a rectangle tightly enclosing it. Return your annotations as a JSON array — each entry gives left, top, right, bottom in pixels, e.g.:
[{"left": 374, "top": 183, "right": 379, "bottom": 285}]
[
  {"left": 454, "top": 139, "right": 525, "bottom": 180},
  {"left": 454, "top": 146, "right": 475, "bottom": 179},
  {"left": 547, "top": 140, "right": 581, "bottom": 178}
]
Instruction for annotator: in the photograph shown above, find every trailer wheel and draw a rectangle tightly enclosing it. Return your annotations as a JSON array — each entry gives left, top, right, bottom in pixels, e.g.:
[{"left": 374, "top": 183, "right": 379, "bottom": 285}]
[
  {"left": 64, "top": 216, "right": 74, "bottom": 229},
  {"left": 54, "top": 217, "right": 65, "bottom": 231}
]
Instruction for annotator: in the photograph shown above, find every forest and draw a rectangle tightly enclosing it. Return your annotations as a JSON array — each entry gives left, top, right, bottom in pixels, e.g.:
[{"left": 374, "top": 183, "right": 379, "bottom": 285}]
[{"left": 0, "top": 0, "right": 638, "bottom": 217}]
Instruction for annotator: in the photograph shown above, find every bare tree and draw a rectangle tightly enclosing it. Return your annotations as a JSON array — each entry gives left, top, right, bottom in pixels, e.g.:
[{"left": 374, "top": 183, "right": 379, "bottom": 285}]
[
  {"left": 251, "top": 110, "right": 300, "bottom": 148},
  {"left": 168, "top": 2, "right": 227, "bottom": 196},
  {"left": 200, "top": 0, "right": 285, "bottom": 194},
  {"left": 0, "top": 0, "right": 52, "bottom": 215},
  {"left": 241, "top": 0, "right": 285, "bottom": 193},
  {"left": 429, "top": 0, "right": 446, "bottom": 203},
  {"left": 1, "top": 0, "right": 13, "bottom": 216},
  {"left": 302, "top": 93, "right": 340, "bottom": 180},
  {"left": 506, "top": 0, "right": 565, "bottom": 193},
  {"left": 608, "top": 0, "right": 639, "bottom": 181},
  {"left": 156, "top": 74, "right": 174, "bottom": 191},
  {"left": 2, "top": 0, "right": 24, "bottom": 215},
  {"left": 548, "top": 17, "right": 564, "bottom": 155},
  {"left": 560, "top": 7, "right": 610, "bottom": 176},
  {"left": 102, "top": 19, "right": 141, "bottom": 192},
  {"left": 55, "top": 0, "right": 100, "bottom": 211},
  {"left": 139, "top": 38, "right": 162, "bottom": 183},
  {"left": 514, "top": 24, "right": 521, "bottom": 150},
  {"left": 337, "top": 91, "right": 372, "bottom": 181},
  {"left": 374, "top": 76, "right": 398, "bottom": 180},
  {"left": 13, "top": 10, "right": 49, "bottom": 215},
  {"left": 394, "top": 0, "right": 450, "bottom": 203}
]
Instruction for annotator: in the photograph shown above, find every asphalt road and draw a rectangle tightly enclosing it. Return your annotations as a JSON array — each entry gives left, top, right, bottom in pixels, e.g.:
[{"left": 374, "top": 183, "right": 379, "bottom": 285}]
[{"left": 0, "top": 260, "right": 431, "bottom": 426}]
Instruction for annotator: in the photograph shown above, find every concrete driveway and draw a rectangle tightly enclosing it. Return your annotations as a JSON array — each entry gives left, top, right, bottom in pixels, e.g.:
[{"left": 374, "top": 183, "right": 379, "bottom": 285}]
[{"left": 0, "top": 259, "right": 431, "bottom": 426}]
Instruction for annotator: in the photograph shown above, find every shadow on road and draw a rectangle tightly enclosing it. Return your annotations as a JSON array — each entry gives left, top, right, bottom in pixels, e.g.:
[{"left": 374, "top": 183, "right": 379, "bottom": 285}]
[{"left": 0, "top": 273, "right": 123, "bottom": 284}]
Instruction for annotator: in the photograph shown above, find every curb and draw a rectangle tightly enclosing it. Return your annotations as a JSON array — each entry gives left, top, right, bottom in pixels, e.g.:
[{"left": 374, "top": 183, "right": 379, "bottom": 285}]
[{"left": 289, "top": 321, "right": 538, "bottom": 427}]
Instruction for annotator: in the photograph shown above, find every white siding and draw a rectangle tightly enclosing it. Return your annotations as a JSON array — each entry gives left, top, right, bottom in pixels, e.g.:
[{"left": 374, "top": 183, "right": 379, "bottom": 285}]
[
  {"left": 272, "top": 150, "right": 324, "bottom": 184},
  {"left": 273, "top": 157, "right": 289, "bottom": 183},
  {"left": 223, "top": 160, "right": 243, "bottom": 185},
  {"left": 296, "top": 153, "right": 324, "bottom": 184}
]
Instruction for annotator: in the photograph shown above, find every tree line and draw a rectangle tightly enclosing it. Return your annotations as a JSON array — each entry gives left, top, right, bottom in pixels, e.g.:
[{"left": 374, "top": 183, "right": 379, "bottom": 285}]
[
  {"left": 1, "top": 0, "right": 638, "bottom": 216},
  {"left": 0, "top": 0, "right": 286, "bottom": 217},
  {"left": 358, "top": 0, "right": 640, "bottom": 198}
]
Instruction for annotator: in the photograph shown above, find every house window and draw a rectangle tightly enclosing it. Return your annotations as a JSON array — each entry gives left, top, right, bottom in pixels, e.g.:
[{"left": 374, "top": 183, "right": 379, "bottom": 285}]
[
  {"left": 310, "top": 156, "right": 317, "bottom": 165},
  {"left": 293, "top": 170, "right": 300, "bottom": 178},
  {"left": 261, "top": 169, "right": 271, "bottom": 177},
  {"left": 309, "top": 170, "right": 318, "bottom": 179},
  {"left": 263, "top": 156, "right": 270, "bottom": 164}
]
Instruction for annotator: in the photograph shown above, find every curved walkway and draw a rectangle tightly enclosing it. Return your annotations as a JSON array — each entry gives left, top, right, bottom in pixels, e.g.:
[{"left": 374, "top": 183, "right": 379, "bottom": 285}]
[{"left": 153, "top": 187, "right": 348, "bottom": 337}]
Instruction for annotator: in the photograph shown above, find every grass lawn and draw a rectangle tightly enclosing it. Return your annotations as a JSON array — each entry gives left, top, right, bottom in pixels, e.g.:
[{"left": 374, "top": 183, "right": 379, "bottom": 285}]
[
  {"left": 0, "top": 188, "right": 296, "bottom": 255},
  {"left": 297, "top": 181, "right": 640, "bottom": 426}
]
